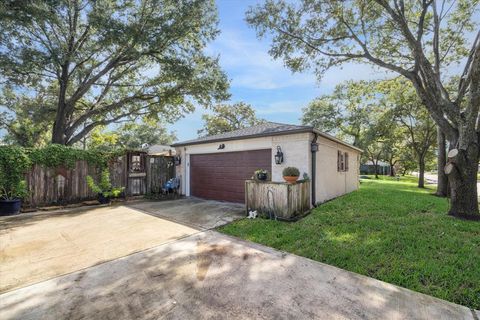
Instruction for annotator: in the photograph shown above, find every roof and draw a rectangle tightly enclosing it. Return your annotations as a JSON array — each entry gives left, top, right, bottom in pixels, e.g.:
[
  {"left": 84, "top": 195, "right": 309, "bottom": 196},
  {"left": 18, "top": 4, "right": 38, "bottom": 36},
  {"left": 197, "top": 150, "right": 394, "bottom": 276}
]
[
  {"left": 148, "top": 144, "right": 176, "bottom": 156},
  {"left": 172, "top": 122, "right": 363, "bottom": 152}
]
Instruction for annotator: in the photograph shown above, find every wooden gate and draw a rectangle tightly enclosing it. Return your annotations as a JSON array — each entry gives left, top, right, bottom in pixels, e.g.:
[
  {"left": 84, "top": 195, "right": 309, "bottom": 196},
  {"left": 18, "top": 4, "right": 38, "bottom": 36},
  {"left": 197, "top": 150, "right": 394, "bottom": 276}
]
[
  {"left": 126, "top": 151, "right": 147, "bottom": 195},
  {"left": 146, "top": 156, "right": 175, "bottom": 193}
]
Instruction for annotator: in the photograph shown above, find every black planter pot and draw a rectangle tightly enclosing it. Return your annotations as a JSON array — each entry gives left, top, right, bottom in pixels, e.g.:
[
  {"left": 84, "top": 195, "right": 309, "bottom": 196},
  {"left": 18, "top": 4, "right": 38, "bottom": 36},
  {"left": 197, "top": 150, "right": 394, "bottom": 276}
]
[
  {"left": 256, "top": 172, "right": 268, "bottom": 181},
  {"left": 98, "top": 194, "right": 111, "bottom": 204},
  {"left": 0, "top": 199, "right": 22, "bottom": 216}
]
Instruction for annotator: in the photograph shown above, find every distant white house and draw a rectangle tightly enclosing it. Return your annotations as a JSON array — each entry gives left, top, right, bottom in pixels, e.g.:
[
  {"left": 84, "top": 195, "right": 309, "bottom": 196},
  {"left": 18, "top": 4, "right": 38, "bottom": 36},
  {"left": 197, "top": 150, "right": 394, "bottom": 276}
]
[{"left": 360, "top": 160, "right": 391, "bottom": 175}]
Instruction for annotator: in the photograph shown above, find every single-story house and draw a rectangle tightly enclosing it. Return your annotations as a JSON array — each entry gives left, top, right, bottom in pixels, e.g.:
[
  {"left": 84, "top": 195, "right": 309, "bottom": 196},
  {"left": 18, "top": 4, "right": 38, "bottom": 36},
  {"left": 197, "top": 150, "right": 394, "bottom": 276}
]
[
  {"left": 172, "top": 122, "right": 362, "bottom": 205},
  {"left": 360, "top": 160, "right": 391, "bottom": 175}
]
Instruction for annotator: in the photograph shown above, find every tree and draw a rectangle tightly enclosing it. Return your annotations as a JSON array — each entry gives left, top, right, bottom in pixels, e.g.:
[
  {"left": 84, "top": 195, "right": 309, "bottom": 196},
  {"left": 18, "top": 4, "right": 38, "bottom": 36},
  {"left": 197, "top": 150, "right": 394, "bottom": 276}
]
[
  {"left": 381, "top": 81, "right": 437, "bottom": 188},
  {"left": 0, "top": 85, "right": 55, "bottom": 147},
  {"left": 88, "top": 121, "right": 176, "bottom": 150},
  {"left": 247, "top": 0, "right": 480, "bottom": 218},
  {"left": 198, "top": 102, "right": 264, "bottom": 136},
  {"left": 302, "top": 81, "right": 375, "bottom": 147},
  {"left": 0, "top": 0, "right": 229, "bottom": 146},
  {"left": 302, "top": 80, "right": 401, "bottom": 178},
  {"left": 436, "top": 126, "right": 449, "bottom": 196}
]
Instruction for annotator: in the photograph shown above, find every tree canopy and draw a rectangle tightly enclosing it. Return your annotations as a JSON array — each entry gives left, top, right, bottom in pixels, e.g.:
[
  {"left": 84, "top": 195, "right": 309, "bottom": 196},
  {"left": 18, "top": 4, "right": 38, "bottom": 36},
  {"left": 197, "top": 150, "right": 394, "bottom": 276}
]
[
  {"left": 0, "top": 0, "right": 229, "bottom": 145},
  {"left": 198, "top": 102, "right": 264, "bottom": 136},
  {"left": 88, "top": 121, "right": 176, "bottom": 151}
]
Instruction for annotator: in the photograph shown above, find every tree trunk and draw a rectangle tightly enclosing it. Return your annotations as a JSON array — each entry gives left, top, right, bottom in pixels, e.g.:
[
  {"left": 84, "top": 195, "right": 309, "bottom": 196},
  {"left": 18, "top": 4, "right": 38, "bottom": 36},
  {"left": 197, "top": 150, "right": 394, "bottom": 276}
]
[
  {"left": 436, "top": 127, "right": 448, "bottom": 196},
  {"left": 51, "top": 121, "right": 66, "bottom": 144},
  {"left": 51, "top": 63, "right": 70, "bottom": 145},
  {"left": 374, "top": 161, "right": 379, "bottom": 179},
  {"left": 446, "top": 147, "right": 479, "bottom": 219},
  {"left": 389, "top": 163, "right": 395, "bottom": 176},
  {"left": 418, "top": 157, "right": 425, "bottom": 188}
]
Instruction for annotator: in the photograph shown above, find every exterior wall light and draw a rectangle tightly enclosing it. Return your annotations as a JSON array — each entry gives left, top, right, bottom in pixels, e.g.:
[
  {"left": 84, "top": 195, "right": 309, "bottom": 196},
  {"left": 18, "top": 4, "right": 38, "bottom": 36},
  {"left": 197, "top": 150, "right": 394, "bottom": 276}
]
[
  {"left": 218, "top": 143, "right": 225, "bottom": 150},
  {"left": 174, "top": 156, "right": 181, "bottom": 166},
  {"left": 275, "top": 146, "right": 284, "bottom": 164}
]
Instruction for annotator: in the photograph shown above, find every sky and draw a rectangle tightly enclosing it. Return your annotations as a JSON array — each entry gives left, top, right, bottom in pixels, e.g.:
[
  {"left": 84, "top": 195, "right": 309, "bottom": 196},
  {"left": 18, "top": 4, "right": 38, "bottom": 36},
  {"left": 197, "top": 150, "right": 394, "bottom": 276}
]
[{"left": 168, "top": 0, "right": 386, "bottom": 142}]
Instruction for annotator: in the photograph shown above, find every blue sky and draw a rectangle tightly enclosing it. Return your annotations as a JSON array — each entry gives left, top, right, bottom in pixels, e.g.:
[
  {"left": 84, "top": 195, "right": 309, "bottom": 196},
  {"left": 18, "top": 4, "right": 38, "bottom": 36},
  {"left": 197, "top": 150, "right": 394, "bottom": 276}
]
[{"left": 169, "top": 0, "right": 385, "bottom": 142}]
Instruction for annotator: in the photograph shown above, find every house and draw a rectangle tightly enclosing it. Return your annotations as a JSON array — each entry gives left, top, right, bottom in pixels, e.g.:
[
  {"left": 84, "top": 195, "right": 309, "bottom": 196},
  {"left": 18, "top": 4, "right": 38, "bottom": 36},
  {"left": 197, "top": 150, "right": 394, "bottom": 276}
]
[
  {"left": 360, "top": 160, "right": 391, "bottom": 175},
  {"left": 172, "top": 122, "right": 362, "bottom": 205}
]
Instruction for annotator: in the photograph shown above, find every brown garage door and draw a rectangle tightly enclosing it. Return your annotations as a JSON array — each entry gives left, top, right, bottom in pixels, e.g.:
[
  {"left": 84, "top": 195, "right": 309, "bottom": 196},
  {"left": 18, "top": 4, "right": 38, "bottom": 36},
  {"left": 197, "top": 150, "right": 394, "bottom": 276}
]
[{"left": 190, "top": 149, "right": 271, "bottom": 203}]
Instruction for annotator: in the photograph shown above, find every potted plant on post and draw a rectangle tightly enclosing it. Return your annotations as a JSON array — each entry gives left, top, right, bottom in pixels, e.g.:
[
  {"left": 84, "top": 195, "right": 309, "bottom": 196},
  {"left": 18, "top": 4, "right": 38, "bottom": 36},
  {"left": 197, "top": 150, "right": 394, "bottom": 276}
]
[
  {"left": 254, "top": 169, "right": 268, "bottom": 181},
  {"left": 87, "top": 169, "right": 124, "bottom": 204},
  {"left": 0, "top": 146, "right": 31, "bottom": 215},
  {"left": 282, "top": 167, "right": 300, "bottom": 184}
]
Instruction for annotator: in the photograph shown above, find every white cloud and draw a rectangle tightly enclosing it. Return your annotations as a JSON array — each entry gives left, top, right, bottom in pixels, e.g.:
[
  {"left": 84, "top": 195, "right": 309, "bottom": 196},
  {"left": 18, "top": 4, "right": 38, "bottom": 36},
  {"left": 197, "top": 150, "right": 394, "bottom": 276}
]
[
  {"left": 256, "top": 100, "right": 307, "bottom": 115},
  {"left": 208, "top": 29, "right": 317, "bottom": 90}
]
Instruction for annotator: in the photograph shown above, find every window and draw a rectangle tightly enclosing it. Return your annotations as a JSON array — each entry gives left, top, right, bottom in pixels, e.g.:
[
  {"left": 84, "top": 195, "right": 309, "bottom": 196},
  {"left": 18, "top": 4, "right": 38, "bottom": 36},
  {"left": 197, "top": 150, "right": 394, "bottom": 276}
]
[
  {"left": 130, "top": 155, "right": 142, "bottom": 172},
  {"left": 337, "top": 151, "right": 342, "bottom": 171},
  {"left": 337, "top": 151, "right": 349, "bottom": 172}
]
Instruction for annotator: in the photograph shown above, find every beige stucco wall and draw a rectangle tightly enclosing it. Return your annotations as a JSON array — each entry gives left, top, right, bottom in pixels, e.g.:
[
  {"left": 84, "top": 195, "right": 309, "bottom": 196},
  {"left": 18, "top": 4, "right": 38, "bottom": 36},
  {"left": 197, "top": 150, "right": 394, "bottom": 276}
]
[
  {"left": 174, "top": 132, "right": 360, "bottom": 204},
  {"left": 314, "top": 135, "right": 361, "bottom": 204}
]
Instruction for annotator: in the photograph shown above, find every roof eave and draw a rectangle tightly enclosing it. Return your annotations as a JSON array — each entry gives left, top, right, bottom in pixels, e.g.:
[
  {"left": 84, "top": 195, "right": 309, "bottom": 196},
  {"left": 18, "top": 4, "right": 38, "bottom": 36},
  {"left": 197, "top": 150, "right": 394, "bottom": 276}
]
[
  {"left": 171, "top": 127, "right": 363, "bottom": 153},
  {"left": 171, "top": 128, "right": 313, "bottom": 147},
  {"left": 312, "top": 129, "right": 364, "bottom": 153}
]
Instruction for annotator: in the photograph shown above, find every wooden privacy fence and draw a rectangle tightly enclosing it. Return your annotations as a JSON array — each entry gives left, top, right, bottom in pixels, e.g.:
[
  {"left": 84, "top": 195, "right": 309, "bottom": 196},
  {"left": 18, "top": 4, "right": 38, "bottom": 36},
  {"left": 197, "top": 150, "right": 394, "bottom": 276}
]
[
  {"left": 245, "top": 180, "right": 310, "bottom": 220},
  {"left": 24, "top": 152, "right": 175, "bottom": 208}
]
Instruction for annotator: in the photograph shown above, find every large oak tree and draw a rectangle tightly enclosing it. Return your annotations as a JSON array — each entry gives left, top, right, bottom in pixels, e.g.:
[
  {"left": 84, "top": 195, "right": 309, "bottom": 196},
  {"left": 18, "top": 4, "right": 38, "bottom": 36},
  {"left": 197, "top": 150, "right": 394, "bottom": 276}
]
[
  {"left": 198, "top": 102, "right": 264, "bottom": 137},
  {"left": 247, "top": 0, "right": 480, "bottom": 218},
  {"left": 0, "top": 0, "right": 229, "bottom": 146}
]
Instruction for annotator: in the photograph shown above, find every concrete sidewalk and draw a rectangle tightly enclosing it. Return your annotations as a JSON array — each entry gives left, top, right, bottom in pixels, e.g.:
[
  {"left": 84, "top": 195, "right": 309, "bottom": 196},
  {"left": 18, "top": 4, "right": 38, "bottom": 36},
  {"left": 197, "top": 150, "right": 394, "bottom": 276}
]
[{"left": 1, "top": 230, "right": 476, "bottom": 320}]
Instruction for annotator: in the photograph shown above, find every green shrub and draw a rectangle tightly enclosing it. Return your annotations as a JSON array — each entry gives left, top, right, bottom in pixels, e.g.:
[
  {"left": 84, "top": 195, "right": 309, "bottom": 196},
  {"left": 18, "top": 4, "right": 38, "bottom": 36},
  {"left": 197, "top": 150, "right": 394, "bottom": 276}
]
[
  {"left": 28, "top": 144, "right": 110, "bottom": 168},
  {"left": 0, "top": 146, "right": 31, "bottom": 200},
  {"left": 282, "top": 166, "right": 300, "bottom": 177},
  {"left": 86, "top": 169, "right": 124, "bottom": 198}
]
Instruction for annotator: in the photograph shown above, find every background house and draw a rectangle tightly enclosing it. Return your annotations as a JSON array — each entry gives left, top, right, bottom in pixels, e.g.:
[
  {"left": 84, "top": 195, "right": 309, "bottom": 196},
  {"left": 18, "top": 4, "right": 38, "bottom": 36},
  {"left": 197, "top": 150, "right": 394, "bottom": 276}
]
[
  {"left": 360, "top": 161, "right": 392, "bottom": 176},
  {"left": 172, "top": 122, "right": 362, "bottom": 205}
]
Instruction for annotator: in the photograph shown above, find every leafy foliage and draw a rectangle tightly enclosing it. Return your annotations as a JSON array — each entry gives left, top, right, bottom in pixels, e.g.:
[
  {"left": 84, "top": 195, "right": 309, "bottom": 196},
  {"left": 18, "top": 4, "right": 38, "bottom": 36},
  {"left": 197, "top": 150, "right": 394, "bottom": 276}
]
[
  {"left": 86, "top": 169, "right": 124, "bottom": 198},
  {"left": 302, "top": 81, "right": 376, "bottom": 147},
  {"left": 282, "top": 167, "right": 300, "bottom": 177},
  {"left": 28, "top": 144, "right": 110, "bottom": 169},
  {"left": 198, "top": 102, "right": 264, "bottom": 136},
  {"left": 89, "top": 121, "right": 176, "bottom": 151},
  {"left": 0, "top": 146, "right": 31, "bottom": 200},
  {"left": 0, "top": 85, "right": 54, "bottom": 147},
  {"left": 0, "top": 0, "right": 229, "bottom": 145},
  {"left": 303, "top": 79, "right": 438, "bottom": 183}
]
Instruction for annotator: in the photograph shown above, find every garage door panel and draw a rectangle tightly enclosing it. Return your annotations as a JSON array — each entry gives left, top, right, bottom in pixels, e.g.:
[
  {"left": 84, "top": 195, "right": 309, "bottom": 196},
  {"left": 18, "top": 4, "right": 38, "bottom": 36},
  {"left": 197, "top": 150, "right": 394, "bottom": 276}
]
[{"left": 190, "top": 149, "right": 271, "bottom": 203}]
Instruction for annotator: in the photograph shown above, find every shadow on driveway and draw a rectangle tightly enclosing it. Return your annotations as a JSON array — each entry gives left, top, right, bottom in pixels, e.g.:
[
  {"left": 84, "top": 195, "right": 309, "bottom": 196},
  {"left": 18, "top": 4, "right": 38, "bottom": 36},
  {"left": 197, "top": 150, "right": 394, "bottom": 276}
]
[
  {"left": 0, "top": 231, "right": 475, "bottom": 320},
  {"left": 126, "top": 198, "right": 246, "bottom": 230}
]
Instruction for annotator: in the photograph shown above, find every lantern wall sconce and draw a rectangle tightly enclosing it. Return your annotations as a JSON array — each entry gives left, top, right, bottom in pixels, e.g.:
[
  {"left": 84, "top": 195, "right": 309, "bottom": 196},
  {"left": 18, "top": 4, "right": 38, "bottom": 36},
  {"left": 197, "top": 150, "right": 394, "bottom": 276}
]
[
  {"left": 274, "top": 146, "right": 284, "bottom": 164},
  {"left": 218, "top": 143, "right": 225, "bottom": 150},
  {"left": 174, "top": 156, "right": 181, "bottom": 166}
]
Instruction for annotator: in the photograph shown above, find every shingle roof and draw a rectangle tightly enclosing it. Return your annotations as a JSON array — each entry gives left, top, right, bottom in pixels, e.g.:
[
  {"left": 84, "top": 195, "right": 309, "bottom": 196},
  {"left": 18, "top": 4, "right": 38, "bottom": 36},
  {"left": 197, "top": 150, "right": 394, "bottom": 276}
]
[{"left": 171, "top": 121, "right": 362, "bottom": 152}]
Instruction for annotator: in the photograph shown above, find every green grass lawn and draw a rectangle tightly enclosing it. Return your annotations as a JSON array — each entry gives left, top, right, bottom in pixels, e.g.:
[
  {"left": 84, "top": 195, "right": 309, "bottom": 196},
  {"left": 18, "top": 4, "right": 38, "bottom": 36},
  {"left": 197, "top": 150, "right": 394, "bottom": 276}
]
[{"left": 219, "top": 176, "right": 480, "bottom": 309}]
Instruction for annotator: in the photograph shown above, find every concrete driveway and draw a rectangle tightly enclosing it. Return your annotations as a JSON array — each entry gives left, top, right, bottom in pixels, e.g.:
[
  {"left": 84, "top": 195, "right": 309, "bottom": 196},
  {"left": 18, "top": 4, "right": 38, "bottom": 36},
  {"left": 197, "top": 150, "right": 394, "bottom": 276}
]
[
  {"left": 0, "top": 199, "right": 477, "bottom": 319},
  {"left": 0, "top": 205, "right": 199, "bottom": 293},
  {"left": 1, "top": 231, "right": 476, "bottom": 320},
  {"left": 126, "top": 198, "right": 245, "bottom": 229},
  {"left": 0, "top": 199, "right": 243, "bottom": 294}
]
